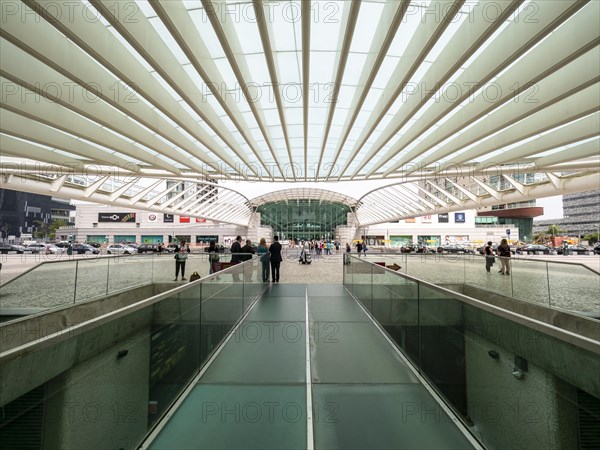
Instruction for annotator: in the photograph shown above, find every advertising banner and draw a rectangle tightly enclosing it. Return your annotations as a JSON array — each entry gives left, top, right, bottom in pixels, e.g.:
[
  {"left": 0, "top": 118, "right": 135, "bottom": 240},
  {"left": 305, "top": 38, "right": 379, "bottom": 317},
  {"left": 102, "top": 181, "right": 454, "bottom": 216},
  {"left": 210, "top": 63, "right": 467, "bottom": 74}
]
[
  {"left": 454, "top": 212, "right": 466, "bottom": 223},
  {"left": 98, "top": 212, "right": 136, "bottom": 223}
]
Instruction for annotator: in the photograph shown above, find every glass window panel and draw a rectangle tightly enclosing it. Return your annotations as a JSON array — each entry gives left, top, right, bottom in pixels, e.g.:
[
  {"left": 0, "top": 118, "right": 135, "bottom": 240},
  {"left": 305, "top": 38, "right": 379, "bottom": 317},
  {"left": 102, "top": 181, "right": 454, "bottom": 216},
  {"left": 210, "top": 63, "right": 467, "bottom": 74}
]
[
  {"left": 189, "top": 9, "right": 226, "bottom": 58},
  {"left": 350, "top": 1, "right": 385, "bottom": 53}
]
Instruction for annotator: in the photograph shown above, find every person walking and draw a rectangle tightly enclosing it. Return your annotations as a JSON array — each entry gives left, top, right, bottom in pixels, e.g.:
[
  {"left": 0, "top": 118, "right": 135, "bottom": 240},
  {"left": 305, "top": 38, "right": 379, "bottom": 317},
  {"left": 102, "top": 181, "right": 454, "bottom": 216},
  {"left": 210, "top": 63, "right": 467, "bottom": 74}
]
[
  {"left": 269, "top": 235, "right": 283, "bottom": 283},
  {"left": 208, "top": 240, "right": 220, "bottom": 274},
  {"left": 497, "top": 238, "right": 511, "bottom": 275},
  {"left": 173, "top": 239, "right": 189, "bottom": 281},
  {"left": 356, "top": 241, "right": 363, "bottom": 257},
  {"left": 257, "top": 238, "right": 270, "bottom": 282},
  {"left": 483, "top": 241, "right": 495, "bottom": 274}
]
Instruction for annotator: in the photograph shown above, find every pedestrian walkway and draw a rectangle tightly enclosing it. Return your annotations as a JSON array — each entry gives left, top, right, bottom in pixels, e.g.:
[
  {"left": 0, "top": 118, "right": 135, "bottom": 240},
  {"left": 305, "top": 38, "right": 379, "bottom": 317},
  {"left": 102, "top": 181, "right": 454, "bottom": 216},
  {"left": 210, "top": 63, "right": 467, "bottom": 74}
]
[{"left": 146, "top": 284, "right": 475, "bottom": 449}]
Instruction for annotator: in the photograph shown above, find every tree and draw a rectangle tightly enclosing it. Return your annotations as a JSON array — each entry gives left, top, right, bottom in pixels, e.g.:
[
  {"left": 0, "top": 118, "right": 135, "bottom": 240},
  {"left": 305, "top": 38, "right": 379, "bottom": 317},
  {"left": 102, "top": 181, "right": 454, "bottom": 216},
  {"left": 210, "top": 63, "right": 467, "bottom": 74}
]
[
  {"left": 584, "top": 232, "right": 599, "bottom": 245},
  {"left": 533, "top": 231, "right": 547, "bottom": 244},
  {"left": 33, "top": 219, "right": 66, "bottom": 240},
  {"left": 0, "top": 223, "right": 11, "bottom": 242},
  {"left": 546, "top": 224, "right": 562, "bottom": 236}
]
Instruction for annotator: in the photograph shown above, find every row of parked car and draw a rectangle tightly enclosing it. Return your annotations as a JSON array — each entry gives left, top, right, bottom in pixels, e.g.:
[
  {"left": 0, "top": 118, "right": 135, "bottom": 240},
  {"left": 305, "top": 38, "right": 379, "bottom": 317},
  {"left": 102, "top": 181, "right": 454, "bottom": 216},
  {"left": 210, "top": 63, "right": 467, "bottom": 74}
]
[
  {"left": 475, "top": 243, "right": 600, "bottom": 255},
  {"left": 0, "top": 242, "right": 187, "bottom": 255}
]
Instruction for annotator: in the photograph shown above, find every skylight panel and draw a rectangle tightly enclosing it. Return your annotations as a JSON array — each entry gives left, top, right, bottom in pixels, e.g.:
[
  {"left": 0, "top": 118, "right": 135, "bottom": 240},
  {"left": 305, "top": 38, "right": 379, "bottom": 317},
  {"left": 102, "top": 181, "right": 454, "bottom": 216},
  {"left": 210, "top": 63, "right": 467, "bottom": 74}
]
[
  {"left": 230, "top": 14, "right": 263, "bottom": 54},
  {"left": 213, "top": 58, "right": 239, "bottom": 88},
  {"left": 350, "top": 2, "right": 385, "bottom": 53},
  {"left": 343, "top": 53, "right": 369, "bottom": 86},
  {"left": 311, "top": 1, "right": 344, "bottom": 52},
  {"left": 106, "top": 27, "right": 154, "bottom": 72},
  {"left": 148, "top": 18, "right": 191, "bottom": 65},
  {"left": 271, "top": 10, "right": 299, "bottom": 52},
  {"left": 310, "top": 52, "right": 336, "bottom": 84},
  {"left": 150, "top": 72, "right": 183, "bottom": 102},
  {"left": 275, "top": 52, "right": 301, "bottom": 84},
  {"left": 189, "top": 9, "right": 226, "bottom": 59},
  {"left": 336, "top": 86, "right": 357, "bottom": 109},
  {"left": 372, "top": 56, "right": 400, "bottom": 89},
  {"left": 134, "top": 0, "right": 157, "bottom": 18}
]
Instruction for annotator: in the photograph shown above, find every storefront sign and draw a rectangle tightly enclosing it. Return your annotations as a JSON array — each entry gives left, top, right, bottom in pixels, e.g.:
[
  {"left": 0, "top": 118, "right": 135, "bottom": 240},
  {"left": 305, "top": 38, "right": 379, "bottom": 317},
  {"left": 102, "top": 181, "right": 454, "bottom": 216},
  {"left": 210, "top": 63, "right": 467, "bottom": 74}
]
[
  {"left": 438, "top": 214, "right": 449, "bottom": 223},
  {"left": 454, "top": 212, "right": 466, "bottom": 223},
  {"left": 163, "top": 214, "right": 174, "bottom": 223},
  {"left": 98, "top": 212, "right": 136, "bottom": 223}
]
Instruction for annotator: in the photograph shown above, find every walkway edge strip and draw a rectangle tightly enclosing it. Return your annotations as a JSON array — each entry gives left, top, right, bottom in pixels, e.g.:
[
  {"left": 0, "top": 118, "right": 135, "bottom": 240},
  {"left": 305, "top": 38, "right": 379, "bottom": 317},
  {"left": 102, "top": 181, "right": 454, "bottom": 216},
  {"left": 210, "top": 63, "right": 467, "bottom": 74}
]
[{"left": 305, "top": 285, "right": 315, "bottom": 450}]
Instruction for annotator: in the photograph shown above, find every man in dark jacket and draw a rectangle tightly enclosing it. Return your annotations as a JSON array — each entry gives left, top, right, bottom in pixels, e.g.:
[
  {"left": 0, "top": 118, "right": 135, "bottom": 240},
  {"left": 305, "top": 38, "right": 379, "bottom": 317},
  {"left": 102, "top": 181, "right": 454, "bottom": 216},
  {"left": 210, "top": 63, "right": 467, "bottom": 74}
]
[
  {"left": 240, "top": 239, "right": 255, "bottom": 261},
  {"left": 230, "top": 235, "right": 242, "bottom": 263},
  {"left": 269, "top": 235, "right": 283, "bottom": 283}
]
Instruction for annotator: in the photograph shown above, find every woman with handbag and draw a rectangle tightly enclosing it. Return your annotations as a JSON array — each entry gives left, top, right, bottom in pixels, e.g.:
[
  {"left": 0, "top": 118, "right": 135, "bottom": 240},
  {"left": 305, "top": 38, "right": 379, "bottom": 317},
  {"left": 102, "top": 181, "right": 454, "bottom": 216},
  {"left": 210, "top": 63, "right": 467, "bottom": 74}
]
[
  {"left": 257, "top": 237, "right": 270, "bottom": 282},
  {"left": 497, "top": 238, "right": 512, "bottom": 275}
]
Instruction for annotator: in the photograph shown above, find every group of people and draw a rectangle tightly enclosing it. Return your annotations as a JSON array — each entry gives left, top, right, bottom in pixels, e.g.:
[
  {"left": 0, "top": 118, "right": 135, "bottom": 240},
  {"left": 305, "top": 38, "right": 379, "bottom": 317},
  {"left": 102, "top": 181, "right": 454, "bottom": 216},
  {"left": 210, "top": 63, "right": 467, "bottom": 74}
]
[
  {"left": 228, "top": 235, "right": 283, "bottom": 283},
  {"left": 483, "top": 238, "right": 512, "bottom": 275}
]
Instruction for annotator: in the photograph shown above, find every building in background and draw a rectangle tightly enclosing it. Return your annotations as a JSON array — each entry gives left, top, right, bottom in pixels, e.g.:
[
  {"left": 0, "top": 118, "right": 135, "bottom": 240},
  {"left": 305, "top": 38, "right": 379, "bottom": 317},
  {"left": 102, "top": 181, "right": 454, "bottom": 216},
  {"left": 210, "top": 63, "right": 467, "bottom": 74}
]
[
  {"left": 534, "top": 189, "right": 600, "bottom": 237},
  {"left": 0, "top": 188, "right": 75, "bottom": 240}
]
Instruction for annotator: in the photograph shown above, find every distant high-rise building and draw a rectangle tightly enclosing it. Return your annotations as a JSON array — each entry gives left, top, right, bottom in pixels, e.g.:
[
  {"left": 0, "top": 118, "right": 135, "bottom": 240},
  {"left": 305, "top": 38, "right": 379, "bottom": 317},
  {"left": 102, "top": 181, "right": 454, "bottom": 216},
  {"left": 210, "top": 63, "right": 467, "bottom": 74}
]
[{"left": 534, "top": 189, "right": 600, "bottom": 237}]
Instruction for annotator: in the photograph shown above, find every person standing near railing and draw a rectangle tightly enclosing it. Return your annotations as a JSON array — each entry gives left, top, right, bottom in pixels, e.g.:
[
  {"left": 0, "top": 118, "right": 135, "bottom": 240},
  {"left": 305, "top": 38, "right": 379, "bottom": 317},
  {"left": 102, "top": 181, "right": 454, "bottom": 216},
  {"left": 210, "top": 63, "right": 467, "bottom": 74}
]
[
  {"left": 484, "top": 241, "right": 496, "bottom": 274},
  {"left": 257, "top": 238, "right": 269, "bottom": 282},
  {"left": 269, "top": 235, "right": 283, "bottom": 283},
  {"left": 208, "top": 240, "right": 219, "bottom": 274},
  {"left": 497, "top": 238, "right": 511, "bottom": 275},
  {"left": 173, "top": 239, "right": 189, "bottom": 281}
]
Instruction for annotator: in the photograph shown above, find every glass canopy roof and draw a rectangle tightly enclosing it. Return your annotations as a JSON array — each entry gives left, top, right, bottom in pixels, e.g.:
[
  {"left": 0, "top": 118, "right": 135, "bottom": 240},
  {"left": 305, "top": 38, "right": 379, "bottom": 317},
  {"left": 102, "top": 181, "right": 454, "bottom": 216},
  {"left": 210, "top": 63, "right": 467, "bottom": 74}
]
[
  {"left": 1, "top": 0, "right": 598, "bottom": 184},
  {"left": 1, "top": 0, "right": 599, "bottom": 227}
]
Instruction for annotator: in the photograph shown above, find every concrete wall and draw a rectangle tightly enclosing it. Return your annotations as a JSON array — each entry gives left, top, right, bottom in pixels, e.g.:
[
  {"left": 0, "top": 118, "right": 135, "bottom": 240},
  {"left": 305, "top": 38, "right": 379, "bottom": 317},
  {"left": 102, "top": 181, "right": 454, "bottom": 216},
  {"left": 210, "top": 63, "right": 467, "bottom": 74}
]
[
  {"left": 43, "top": 329, "right": 150, "bottom": 450},
  {"left": 465, "top": 332, "right": 579, "bottom": 450}
]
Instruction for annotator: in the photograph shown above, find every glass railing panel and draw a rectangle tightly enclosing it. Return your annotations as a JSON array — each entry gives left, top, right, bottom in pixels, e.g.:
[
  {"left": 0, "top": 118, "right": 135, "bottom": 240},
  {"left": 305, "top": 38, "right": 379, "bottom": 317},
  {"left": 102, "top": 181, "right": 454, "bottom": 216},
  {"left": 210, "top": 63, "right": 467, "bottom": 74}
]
[
  {"left": 508, "top": 257, "right": 551, "bottom": 307},
  {"left": 349, "top": 257, "right": 373, "bottom": 312},
  {"left": 74, "top": 256, "right": 109, "bottom": 302},
  {"left": 371, "top": 265, "right": 420, "bottom": 365},
  {"left": 107, "top": 254, "right": 152, "bottom": 294},
  {"left": 149, "top": 284, "right": 202, "bottom": 427},
  {"left": 0, "top": 260, "right": 78, "bottom": 309},
  {"left": 151, "top": 253, "right": 182, "bottom": 283},
  {"left": 242, "top": 258, "right": 262, "bottom": 313},
  {"left": 199, "top": 267, "right": 245, "bottom": 363},
  {"left": 404, "top": 254, "right": 466, "bottom": 285},
  {"left": 547, "top": 263, "right": 599, "bottom": 316},
  {"left": 417, "top": 284, "right": 469, "bottom": 418}
]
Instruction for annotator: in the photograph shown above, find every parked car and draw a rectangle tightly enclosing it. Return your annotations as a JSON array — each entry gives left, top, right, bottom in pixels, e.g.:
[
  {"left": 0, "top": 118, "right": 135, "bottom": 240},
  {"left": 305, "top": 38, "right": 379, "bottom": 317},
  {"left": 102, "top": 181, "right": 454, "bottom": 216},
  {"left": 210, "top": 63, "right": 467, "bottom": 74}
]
[
  {"left": 26, "top": 243, "right": 49, "bottom": 254},
  {"left": 0, "top": 243, "right": 26, "bottom": 254},
  {"left": 85, "top": 242, "right": 102, "bottom": 248},
  {"left": 400, "top": 244, "right": 416, "bottom": 253},
  {"left": 72, "top": 244, "right": 100, "bottom": 254},
  {"left": 137, "top": 243, "right": 172, "bottom": 253},
  {"left": 566, "top": 245, "right": 593, "bottom": 255},
  {"left": 45, "top": 244, "right": 66, "bottom": 254},
  {"left": 516, "top": 244, "right": 551, "bottom": 255},
  {"left": 594, "top": 244, "right": 600, "bottom": 255},
  {"left": 106, "top": 244, "right": 136, "bottom": 255},
  {"left": 437, "top": 244, "right": 475, "bottom": 254}
]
